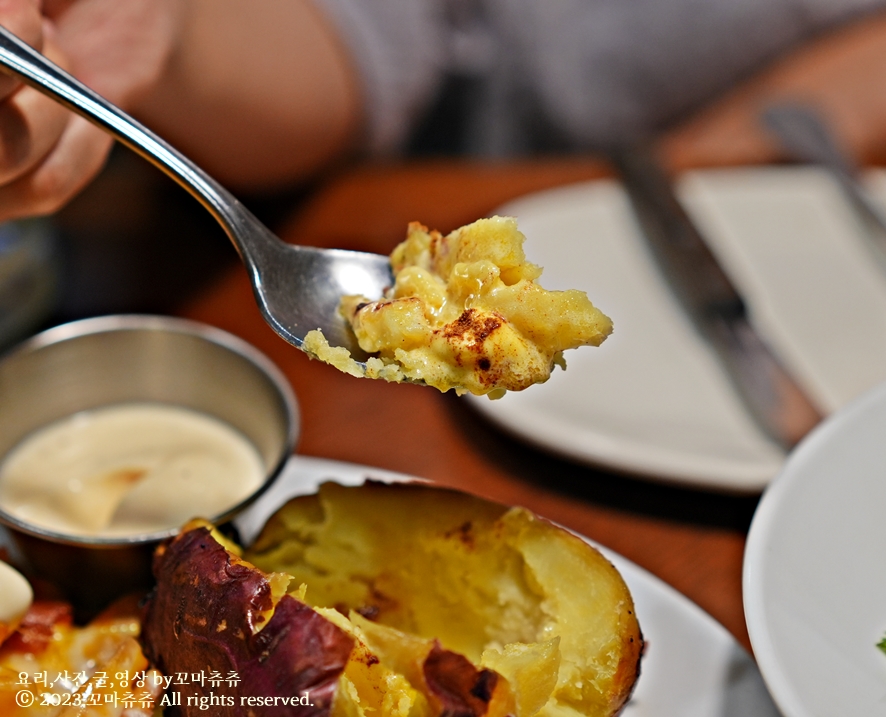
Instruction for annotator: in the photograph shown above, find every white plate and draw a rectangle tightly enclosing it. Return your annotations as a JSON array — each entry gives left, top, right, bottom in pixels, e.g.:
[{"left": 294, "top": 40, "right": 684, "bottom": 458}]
[
  {"left": 468, "top": 167, "right": 886, "bottom": 491},
  {"left": 744, "top": 380, "right": 886, "bottom": 716},
  {"left": 236, "top": 454, "right": 780, "bottom": 716}
]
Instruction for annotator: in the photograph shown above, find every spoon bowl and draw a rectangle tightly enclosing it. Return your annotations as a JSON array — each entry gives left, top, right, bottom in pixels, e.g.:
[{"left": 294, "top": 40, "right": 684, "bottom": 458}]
[{"left": 0, "top": 24, "right": 391, "bottom": 363}]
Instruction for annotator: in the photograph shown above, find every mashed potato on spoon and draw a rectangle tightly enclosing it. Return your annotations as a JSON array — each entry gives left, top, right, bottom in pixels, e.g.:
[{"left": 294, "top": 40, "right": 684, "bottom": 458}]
[{"left": 305, "top": 216, "right": 612, "bottom": 396}]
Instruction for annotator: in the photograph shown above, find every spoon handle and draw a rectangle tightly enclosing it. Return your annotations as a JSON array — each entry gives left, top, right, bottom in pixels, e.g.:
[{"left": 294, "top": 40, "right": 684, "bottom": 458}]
[{"left": 0, "top": 23, "right": 256, "bottom": 259}]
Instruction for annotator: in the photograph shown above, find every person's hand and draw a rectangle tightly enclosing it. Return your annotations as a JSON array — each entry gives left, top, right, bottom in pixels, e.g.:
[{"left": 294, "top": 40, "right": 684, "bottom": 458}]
[
  {"left": 0, "top": 0, "right": 182, "bottom": 223},
  {"left": 0, "top": 0, "right": 360, "bottom": 217}
]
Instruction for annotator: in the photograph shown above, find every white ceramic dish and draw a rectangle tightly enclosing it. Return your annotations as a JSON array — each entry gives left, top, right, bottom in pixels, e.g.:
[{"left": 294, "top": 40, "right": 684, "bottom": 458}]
[
  {"left": 468, "top": 167, "right": 886, "bottom": 491},
  {"left": 744, "top": 380, "right": 886, "bottom": 716},
  {"left": 236, "top": 454, "right": 780, "bottom": 716}
]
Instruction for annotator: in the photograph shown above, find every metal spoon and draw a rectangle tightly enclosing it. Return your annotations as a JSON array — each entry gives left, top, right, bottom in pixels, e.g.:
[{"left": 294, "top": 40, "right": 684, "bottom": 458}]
[{"left": 0, "top": 24, "right": 391, "bottom": 363}]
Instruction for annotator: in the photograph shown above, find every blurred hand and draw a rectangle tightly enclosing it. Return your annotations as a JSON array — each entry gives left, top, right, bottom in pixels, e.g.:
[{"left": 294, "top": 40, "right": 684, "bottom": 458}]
[
  {"left": 0, "top": 0, "right": 182, "bottom": 222},
  {"left": 0, "top": 0, "right": 360, "bottom": 217}
]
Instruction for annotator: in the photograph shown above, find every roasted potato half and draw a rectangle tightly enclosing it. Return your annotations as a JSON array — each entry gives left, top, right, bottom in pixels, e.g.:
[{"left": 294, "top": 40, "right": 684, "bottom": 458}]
[{"left": 142, "top": 482, "right": 642, "bottom": 717}]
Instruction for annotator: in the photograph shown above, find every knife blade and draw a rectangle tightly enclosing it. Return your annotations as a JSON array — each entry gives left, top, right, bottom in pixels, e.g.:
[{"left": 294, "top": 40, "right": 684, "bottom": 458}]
[
  {"left": 761, "top": 102, "right": 886, "bottom": 273},
  {"left": 610, "top": 145, "right": 824, "bottom": 450}
]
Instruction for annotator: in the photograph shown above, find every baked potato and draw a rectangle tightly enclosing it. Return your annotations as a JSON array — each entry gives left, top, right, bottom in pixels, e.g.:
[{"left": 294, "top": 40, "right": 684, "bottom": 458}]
[{"left": 141, "top": 482, "right": 642, "bottom": 717}]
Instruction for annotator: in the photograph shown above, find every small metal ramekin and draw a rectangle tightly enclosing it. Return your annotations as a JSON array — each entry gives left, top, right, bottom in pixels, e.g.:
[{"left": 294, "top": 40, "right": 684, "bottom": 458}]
[{"left": 0, "top": 315, "right": 298, "bottom": 615}]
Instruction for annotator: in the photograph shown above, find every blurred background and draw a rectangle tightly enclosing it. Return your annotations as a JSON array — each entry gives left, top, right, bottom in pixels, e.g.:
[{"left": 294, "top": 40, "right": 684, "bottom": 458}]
[{"left": 5, "top": 2, "right": 886, "bottom": 678}]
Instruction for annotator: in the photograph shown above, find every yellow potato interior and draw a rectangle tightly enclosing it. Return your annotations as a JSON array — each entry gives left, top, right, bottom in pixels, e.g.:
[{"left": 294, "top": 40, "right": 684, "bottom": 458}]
[{"left": 246, "top": 482, "right": 642, "bottom": 717}]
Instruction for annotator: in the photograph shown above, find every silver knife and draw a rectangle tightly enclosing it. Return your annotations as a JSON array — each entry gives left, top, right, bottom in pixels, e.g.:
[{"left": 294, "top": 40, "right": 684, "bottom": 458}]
[
  {"left": 611, "top": 145, "right": 824, "bottom": 450},
  {"left": 762, "top": 102, "right": 886, "bottom": 273}
]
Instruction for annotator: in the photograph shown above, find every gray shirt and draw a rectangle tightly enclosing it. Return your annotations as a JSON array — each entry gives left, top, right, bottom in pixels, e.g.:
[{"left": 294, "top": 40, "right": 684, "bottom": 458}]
[{"left": 312, "top": 0, "right": 886, "bottom": 156}]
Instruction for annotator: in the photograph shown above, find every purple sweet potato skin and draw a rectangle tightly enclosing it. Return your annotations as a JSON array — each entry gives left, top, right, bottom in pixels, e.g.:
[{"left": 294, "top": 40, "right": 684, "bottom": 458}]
[
  {"left": 423, "top": 641, "right": 499, "bottom": 717},
  {"left": 141, "top": 527, "right": 354, "bottom": 717}
]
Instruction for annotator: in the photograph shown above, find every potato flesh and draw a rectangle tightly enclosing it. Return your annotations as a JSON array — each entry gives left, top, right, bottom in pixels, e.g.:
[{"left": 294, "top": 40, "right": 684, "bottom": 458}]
[
  {"left": 246, "top": 482, "right": 642, "bottom": 717},
  {"left": 320, "top": 611, "right": 423, "bottom": 717},
  {"left": 334, "top": 217, "right": 613, "bottom": 396},
  {"left": 481, "top": 638, "right": 561, "bottom": 716},
  {"left": 511, "top": 511, "right": 641, "bottom": 716},
  {"left": 246, "top": 483, "right": 543, "bottom": 659}
]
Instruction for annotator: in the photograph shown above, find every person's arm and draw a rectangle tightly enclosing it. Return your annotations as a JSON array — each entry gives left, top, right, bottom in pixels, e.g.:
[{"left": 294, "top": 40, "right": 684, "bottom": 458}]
[
  {"left": 0, "top": 0, "right": 361, "bottom": 223},
  {"left": 129, "top": 0, "right": 361, "bottom": 191}
]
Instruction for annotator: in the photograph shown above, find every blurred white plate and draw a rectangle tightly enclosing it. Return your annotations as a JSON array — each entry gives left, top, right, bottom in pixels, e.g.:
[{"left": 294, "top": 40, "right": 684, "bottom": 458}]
[
  {"left": 468, "top": 167, "right": 886, "bottom": 491},
  {"left": 237, "top": 454, "right": 780, "bottom": 717},
  {"left": 744, "top": 380, "right": 886, "bottom": 716}
]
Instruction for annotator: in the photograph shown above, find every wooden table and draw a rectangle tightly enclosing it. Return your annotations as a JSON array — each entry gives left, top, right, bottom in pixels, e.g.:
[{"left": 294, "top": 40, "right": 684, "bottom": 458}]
[{"left": 178, "top": 157, "right": 761, "bottom": 653}]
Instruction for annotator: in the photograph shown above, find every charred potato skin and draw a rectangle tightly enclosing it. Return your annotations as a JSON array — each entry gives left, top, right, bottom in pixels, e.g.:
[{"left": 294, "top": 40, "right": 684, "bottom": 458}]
[{"left": 141, "top": 527, "right": 354, "bottom": 717}]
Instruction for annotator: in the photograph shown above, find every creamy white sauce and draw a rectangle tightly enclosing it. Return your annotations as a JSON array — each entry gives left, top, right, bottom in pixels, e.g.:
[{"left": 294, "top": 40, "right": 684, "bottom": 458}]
[
  {"left": 0, "top": 403, "right": 265, "bottom": 537},
  {"left": 0, "top": 560, "right": 32, "bottom": 627}
]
